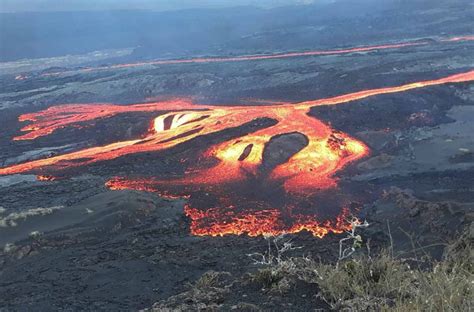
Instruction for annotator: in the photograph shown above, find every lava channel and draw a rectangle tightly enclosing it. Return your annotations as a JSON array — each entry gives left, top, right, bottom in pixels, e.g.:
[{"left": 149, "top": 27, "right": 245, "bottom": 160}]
[
  {"left": 40, "top": 35, "right": 474, "bottom": 77},
  {"left": 2, "top": 70, "right": 474, "bottom": 237}
]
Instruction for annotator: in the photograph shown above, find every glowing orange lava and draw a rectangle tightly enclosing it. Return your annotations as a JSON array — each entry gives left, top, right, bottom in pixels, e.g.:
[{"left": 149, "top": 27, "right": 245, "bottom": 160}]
[
  {"left": 15, "top": 74, "right": 29, "bottom": 81},
  {"left": 36, "top": 175, "right": 58, "bottom": 181},
  {"left": 2, "top": 70, "right": 474, "bottom": 237},
  {"left": 38, "top": 35, "right": 473, "bottom": 77},
  {"left": 106, "top": 177, "right": 354, "bottom": 237},
  {"left": 442, "top": 35, "right": 474, "bottom": 42},
  {"left": 184, "top": 205, "right": 353, "bottom": 238}
]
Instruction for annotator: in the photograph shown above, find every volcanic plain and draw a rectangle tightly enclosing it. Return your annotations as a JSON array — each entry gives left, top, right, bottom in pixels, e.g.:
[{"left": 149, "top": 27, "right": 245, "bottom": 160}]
[{"left": 1, "top": 15, "right": 474, "bottom": 311}]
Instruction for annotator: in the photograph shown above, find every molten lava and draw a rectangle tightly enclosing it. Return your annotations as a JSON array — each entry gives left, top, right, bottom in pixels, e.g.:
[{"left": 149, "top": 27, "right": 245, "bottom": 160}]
[
  {"left": 442, "top": 35, "right": 474, "bottom": 42},
  {"left": 36, "top": 175, "right": 58, "bottom": 181},
  {"left": 39, "top": 35, "right": 473, "bottom": 77},
  {"left": 183, "top": 205, "right": 353, "bottom": 238},
  {"left": 2, "top": 70, "right": 474, "bottom": 237}
]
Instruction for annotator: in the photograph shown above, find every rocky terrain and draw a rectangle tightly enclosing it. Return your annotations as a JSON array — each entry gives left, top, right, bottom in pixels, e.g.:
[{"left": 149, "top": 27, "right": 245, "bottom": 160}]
[{"left": 0, "top": 2, "right": 473, "bottom": 311}]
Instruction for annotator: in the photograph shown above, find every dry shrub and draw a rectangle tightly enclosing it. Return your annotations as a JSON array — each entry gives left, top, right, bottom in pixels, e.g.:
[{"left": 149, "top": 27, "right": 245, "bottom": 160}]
[
  {"left": 248, "top": 265, "right": 293, "bottom": 293},
  {"left": 247, "top": 235, "right": 300, "bottom": 293},
  {"left": 194, "top": 271, "right": 228, "bottom": 289},
  {"left": 146, "top": 271, "right": 232, "bottom": 312},
  {"left": 249, "top": 267, "right": 283, "bottom": 289},
  {"left": 389, "top": 259, "right": 472, "bottom": 312},
  {"left": 314, "top": 252, "right": 416, "bottom": 310},
  {"left": 388, "top": 231, "right": 473, "bottom": 312},
  {"left": 248, "top": 229, "right": 473, "bottom": 311}
]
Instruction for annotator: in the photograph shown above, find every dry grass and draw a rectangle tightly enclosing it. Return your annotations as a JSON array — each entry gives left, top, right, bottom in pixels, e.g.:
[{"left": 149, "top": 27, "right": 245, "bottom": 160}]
[
  {"left": 193, "top": 271, "right": 225, "bottom": 289},
  {"left": 388, "top": 260, "right": 472, "bottom": 311},
  {"left": 387, "top": 230, "right": 473, "bottom": 312},
  {"left": 146, "top": 271, "right": 232, "bottom": 311},
  {"left": 248, "top": 265, "right": 294, "bottom": 293},
  {"left": 313, "top": 252, "right": 415, "bottom": 310},
  {"left": 247, "top": 229, "right": 473, "bottom": 311}
]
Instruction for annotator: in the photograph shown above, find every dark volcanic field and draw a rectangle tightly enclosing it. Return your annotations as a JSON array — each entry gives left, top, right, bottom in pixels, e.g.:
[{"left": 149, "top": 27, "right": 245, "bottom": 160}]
[{"left": 1, "top": 4, "right": 474, "bottom": 311}]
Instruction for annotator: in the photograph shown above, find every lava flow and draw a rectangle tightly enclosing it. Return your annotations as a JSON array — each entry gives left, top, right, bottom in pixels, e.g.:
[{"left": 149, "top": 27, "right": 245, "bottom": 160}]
[
  {"left": 36, "top": 175, "right": 58, "bottom": 181},
  {"left": 2, "top": 70, "right": 474, "bottom": 237},
  {"left": 442, "top": 35, "right": 474, "bottom": 42},
  {"left": 39, "top": 35, "right": 474, "bottom": 77}
]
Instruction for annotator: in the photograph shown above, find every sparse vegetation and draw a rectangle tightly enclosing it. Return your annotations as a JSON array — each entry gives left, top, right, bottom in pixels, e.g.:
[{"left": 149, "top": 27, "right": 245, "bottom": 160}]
[
  {"left": 248, "top": 265, "right": 291, "bottom": 293},
  {"left": 146, "top": 271, "right": 233, "bottom": 311},
  {"left": 337, "top": 217, "right": 370, "bottom": 264},
  {"left": 137, "top": 221, "right": 473, "bottom": 311},
  {"left": 247, "top": 226, "right": 473, "bottom": 311},
  {"left": 29, "top": 231, "right": 42, "bottom": 239},
  {"left": 3, "top": 243, "right": 15, "bottom": 253},
  {"left": 193, "top": 271, "right": 231, "bottom": 289},
  {"left": 247, "top": 234, "right": 301, "bottom": 293}
]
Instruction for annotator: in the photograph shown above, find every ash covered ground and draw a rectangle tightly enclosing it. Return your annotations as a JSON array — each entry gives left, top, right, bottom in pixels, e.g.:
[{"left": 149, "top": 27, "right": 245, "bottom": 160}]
[{"left": 1, "top": 1, "right": 474, "bottom": 311}]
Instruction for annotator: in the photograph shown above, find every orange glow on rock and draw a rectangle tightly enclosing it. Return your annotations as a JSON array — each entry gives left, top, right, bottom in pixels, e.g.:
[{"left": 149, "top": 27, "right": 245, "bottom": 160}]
[
  {"left": 2, "top": 70, "right": 474, "bottom": 237},
  {"left": 36, "top": 175, "right": 57, "bottom": 181}
]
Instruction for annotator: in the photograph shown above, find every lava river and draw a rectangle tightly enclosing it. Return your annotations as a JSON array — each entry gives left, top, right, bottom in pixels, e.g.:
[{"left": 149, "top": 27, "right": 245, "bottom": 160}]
[
  {"left": 2, "top": 70, "right": 474, "bottom": 237},
  {"left": 41, "top": 35, "right": 474, "bottom": 77}
]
